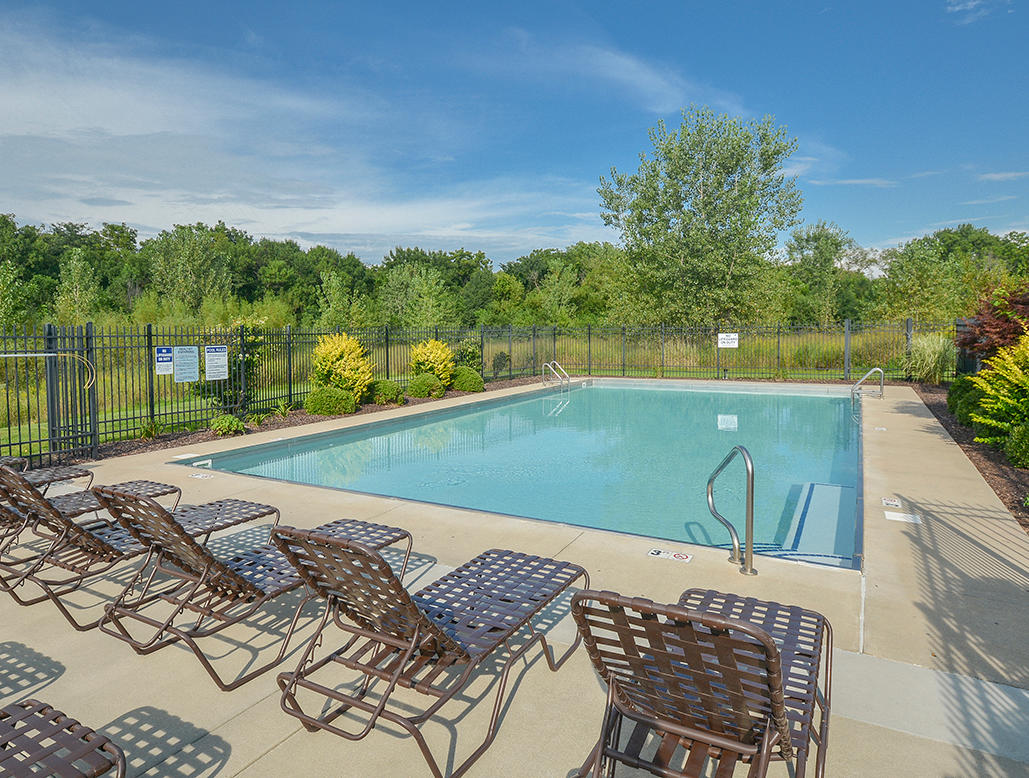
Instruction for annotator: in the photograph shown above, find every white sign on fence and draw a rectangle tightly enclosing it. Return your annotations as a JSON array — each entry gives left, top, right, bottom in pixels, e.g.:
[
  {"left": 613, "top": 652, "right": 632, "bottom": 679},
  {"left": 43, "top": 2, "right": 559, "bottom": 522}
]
[
  {"left": 204, "top": 345, "right": 229, "bottom": 381},
  {"left": 173, "top": 346, "right": 199, "bottom": 383},
  {"left": 717, "top": 332, "right": 739, "bottom": 348},
  {"left": 154, "top": 346, "right": 173, "bottom": 376}
]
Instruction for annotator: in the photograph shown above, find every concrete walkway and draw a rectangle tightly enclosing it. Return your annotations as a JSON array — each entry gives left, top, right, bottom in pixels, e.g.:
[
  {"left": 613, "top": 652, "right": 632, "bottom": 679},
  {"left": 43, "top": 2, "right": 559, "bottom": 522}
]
[{"left": 2, "top": 382, "right": 1028, "bottom": 776}]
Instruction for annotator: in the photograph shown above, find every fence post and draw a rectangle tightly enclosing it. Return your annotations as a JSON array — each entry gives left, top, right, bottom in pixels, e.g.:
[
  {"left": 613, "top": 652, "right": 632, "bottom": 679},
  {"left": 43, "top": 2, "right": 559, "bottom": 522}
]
[
  {"left": 776, "top": 323, "right": 781, "bottom": 377},
  {"left": 238, "top": 324, "right": 248, "bottom": 415},
  {"left": 844, "top": 319, "right": 852, "bottom": 381},
  {"left": 587, "top": 324, "right": 592, "bottom": 375},
  {"left": 532, "top": 326, "right": 537, "bottom": 375},
  {"left": 622, "top": 325, "right": 626, "bottom": 377},
  {"left": 43, "top": 323, "right": 60, "bottom": 463},
  {"left": 286, "top": 325, "right": 294, "bottom": 405},
  {"left": 84, "top": 322, "right": 99, "bottom": 457},
  {"left": 480, "top": 325, "right": 486, "bottom": 379},
  {"left": 508, "top": 325, "right": 513, "bottom": 380},
  {"left": 905, "top": 317, "right": 914, "bottom": 380},
  {"left": 661, "top": 323, "right": 665, "bottom": 377},
  {"left": 383, "top": 326, "right": 390, "bottom": 381},
  {"left": 145, "top": 323, "right": 156, "bottom": 423}
]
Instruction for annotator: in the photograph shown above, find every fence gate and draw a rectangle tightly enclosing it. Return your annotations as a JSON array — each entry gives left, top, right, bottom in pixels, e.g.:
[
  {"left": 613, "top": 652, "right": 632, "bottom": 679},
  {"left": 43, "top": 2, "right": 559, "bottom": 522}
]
[{"left": 43, "top": 323, "right": 99, "bottom": 462}]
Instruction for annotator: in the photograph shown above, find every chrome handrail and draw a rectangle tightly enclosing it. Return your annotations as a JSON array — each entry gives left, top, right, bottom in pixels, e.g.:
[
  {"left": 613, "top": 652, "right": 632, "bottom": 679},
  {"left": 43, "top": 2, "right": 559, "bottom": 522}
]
[
  {"left": 851, "top": 367, "right": 884, "bottom": 401},
  {"left": 706, "top": 445, "right": 757, "bottom": 575},
  {"left": 541, "top": 360, "right": 570, "bottom": 388}
]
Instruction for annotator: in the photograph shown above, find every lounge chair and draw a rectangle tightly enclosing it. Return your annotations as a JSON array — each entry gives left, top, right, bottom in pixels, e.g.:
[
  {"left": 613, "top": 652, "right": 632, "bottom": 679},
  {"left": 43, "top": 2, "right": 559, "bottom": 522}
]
[
  {"left": 93, "top": 486, "right": 413, "bottom": 692},
  {"left": 272, "top": 528, "right": 588, "bottom": 778},
  {"left": 570, "top": 589, "right": 831, "bottom": 778},
  {"left": 0, "top": 698, "right": 125, "bottom": 777},
  {"left": 0, "top": 478, "right": 277, "bottom": 631}
]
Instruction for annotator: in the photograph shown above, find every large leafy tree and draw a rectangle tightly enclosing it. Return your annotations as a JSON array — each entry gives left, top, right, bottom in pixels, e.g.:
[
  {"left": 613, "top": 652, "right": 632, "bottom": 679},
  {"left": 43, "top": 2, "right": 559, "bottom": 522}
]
[
  {"left": 782, "top": 220, "right": 854, "bottom": 325},
  {"left": 599, "top": 106, "right": 802, "bottom": 324}
]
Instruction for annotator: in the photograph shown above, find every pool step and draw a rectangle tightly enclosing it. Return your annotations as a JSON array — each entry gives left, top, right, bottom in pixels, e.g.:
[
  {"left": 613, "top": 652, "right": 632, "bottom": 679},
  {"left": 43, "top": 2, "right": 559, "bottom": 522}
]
[{"left": 777, "top": 482, "right": 857, "bottom": 567}]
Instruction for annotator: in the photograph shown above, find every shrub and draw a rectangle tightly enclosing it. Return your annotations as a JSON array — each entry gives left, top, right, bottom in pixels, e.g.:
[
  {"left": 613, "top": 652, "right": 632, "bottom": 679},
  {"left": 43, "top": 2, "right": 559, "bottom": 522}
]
[
  {"left": 969, "top": 334, "right": 1029, "bottom": 446},
  {"left": 1006, "top": 424, "right": 1029, "bottom": 467},
  {"left": 956, "top": 284, "right": 1029, "bottom": 360},
  {"left": 311, "top": 333, "right": 374, "bottom": 402},
  {"left": 906, "top": 333, "right": 957, "bottom": 384},
  {"left": 209, "top": 414, "right": 245, "bottom": 436},
  {"left": 491, "top": 351, "right": 511, "bottom": 378},
  {"left": 451, "top": 366, "right": 484, "bottom": 392},
  {"left": 408, "top": 372, "right": 444, "bottom": 399},
  {"left": 409, "top": 340, "right": 455, "bottom": 387},
  {"left": 946, "top": 375, "right": 975, "bottom": 414},
  {"left": 454, "top": 338, "right": 482, "bottom": 370},
  {"left": 371, "top": 379, "right": 405, "bottom": 405},
  {"left": 948, "top": 375, "right": 986, "bottom": 427},
  {"left": 304, "top": 386, "right": 357, "bottom": 415},
  {"left": 245, "top": 412, "right": 270, "bottom": 426}
]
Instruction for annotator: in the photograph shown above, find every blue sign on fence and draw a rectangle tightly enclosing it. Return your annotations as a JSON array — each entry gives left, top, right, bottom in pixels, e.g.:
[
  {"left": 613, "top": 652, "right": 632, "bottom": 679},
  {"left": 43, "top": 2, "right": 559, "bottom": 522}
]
[{"left": 155, "top": 346, "right": 173, "bottom": 376}]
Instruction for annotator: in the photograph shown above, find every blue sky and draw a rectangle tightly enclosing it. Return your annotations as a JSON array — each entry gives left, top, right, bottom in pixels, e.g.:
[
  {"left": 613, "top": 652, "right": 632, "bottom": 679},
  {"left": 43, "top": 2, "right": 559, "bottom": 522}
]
[{"left": 1, "top": 1, "right": 1026, "bottom": 264}]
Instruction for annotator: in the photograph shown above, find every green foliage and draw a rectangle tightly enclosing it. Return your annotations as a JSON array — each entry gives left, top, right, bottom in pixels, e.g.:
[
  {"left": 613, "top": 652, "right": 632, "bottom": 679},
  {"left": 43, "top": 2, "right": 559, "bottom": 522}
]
[
  {"left": 191, "top": 318, "right": 266, "bottom": 413},
  {"left": 378, "top": 265, "right": 458, "bottom": 327},
  {"left": 407, "top": 372, "right": 444, "bottom": 398},
  {"left": 304, "top": 386, "right": 357, "bottom": 415},
  {"left": 245, "top": 412, "right": 270, "bottom": 426},
  {"left": 209, "top": 413, "right": 245, "bottom": 436},
  {"left": 139, "top": 419, "right": 164, "bottom": 439},
  {"left": 140, "top": 224, "right": 232, "bottom": 312},
  {"left": 451, "top": 366, "right": 484, "bottom": 392},
  {"left": 782, "top": 221, "right": 854, "bottom": 325},
  {"left": 53, "top": 248, "right": 101, "bottom": 324},
  {"left": 0, "top": 257, "right": 24, "bottom": 327},
  {"left": 409, "top": 339, "right": 455, "bottom": 386},
  {"left": 311, "top": 332, "right": 374, "bottom": 401},
  {"left": 905, "top": 333, "right": 957, "bottom": 384},
  {"left": 969, "top": 335, "right": 1029, "bottom": 446},
  {"left": 598, "top": 106, "right": 802, "bottom": 325},
  {"left": 371, "top": 379, "right": 405, "bottom": 405},
  {"left": 491, "top": 351, "right": 511, "bottom": 378},
  {"left": 454, "top": 338, "right": 482, "bottom": 369},
  {"left": 947, "top": 375, "right": 981, "bottom": 423},
  {"left": 273, "top": 399, "right": 294, "bottom": 418},
  {"left": 1004, "top": 423, "right": 1029, "bottom": 468}
]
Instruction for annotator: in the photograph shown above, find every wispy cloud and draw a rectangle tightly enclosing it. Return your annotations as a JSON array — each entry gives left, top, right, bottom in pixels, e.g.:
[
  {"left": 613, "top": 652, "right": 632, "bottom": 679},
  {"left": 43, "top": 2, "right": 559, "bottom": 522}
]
[
  {"left": 945, "top": 0, "right": 1009, "bottom": 24},
  {"left": 978, "top": 171, "right": 1029, "bottom": 181},
  {"left": 808, "top": 178, "right": 899, "bottom": 188},
  {"left": 910, "top": 170, "right": 945, "bottom": 178},
  {"left": 960, "top": 195, "right": 1017, "bottom": 205}
]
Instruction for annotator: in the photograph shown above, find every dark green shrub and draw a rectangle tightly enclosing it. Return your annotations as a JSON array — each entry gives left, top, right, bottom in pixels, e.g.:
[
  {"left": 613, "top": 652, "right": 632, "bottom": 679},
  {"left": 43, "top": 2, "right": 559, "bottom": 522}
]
[
  {"left": 491, "top": 351, "right": 510, "bottom": 378},
  {"left": 451, "top": 366, "right": 484, "bottom": 392},
  {"left": 1006, "top": 424, "right": 1029, "bottom": 467},
  {"left": 947, "top": 375, "right": 975, "bottom": 414},
  {"left": 408, "top": 372, "right": 444, "bottom": 399},
  {"left": 371, "top": 379, "right": 405, "bottom": 405},
  {"left": 304, "top": 386, "right": 357, "bottom": 415},
  {"left": 454, "top": 338, "right": 482, "bottom": 370},
  {"left": 955, "top": 387, "right": 985, "bottom": 427},
  {"left": 209, "top": 414, "right": 245, "bottom": 436}
]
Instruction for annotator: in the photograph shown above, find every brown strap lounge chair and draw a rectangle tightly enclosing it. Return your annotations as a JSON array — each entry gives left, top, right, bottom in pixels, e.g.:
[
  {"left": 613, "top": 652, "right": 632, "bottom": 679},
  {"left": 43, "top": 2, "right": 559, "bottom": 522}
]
[
  {"left": 0, "top": 479, "right": 277, "bottom": 632},
  {"left": 0, "top": 698, "right": 125, "bottom": 777},
  {"left": 93, "top": 487, "right": 413, "bottom": 692},
  {"left": 0, "top": 455, "right": 94, "bottom": 490},
  {"left": 570, "top": 589, "right": 831, "bottom": 778},
  {"left": 272, "top": 528, "right": 589, "bottom": 778}
]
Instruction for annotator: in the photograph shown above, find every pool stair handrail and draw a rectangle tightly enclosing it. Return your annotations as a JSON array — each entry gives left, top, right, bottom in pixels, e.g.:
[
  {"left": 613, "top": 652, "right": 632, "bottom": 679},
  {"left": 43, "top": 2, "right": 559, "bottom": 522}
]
[
  {"left": 851, "top": 367, "right": 884, "bottom": 401},
  {"left": 706, "top": 445, "right": 758, "bottom": 575},
  {"left": 542, "top": 360, "right": 570, "bottom": 389}
]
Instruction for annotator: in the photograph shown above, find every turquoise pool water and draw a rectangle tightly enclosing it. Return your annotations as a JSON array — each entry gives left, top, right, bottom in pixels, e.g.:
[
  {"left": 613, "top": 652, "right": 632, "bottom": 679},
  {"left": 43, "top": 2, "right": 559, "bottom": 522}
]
[{"left": 190, "top": 380, "right": 862, "bottom": 568}]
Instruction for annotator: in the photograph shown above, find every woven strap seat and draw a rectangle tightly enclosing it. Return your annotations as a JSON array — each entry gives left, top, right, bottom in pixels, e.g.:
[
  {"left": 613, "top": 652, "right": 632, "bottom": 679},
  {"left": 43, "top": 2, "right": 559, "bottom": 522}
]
[
  {"left": 48, "top": 481, "right": 182, "bottom": 520},
  {"left": 0, "top": 698, "right": 125, "bottom": 777},
  {"left": 23, "top": 465, "right": 93, "bottom": 489},
  {"left": 0, "top": 456, "right": 28, "bottom": 472}
]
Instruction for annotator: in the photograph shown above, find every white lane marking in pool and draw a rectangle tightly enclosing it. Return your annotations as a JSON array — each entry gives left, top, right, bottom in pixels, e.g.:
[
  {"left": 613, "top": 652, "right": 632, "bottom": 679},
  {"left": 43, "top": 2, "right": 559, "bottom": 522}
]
[
  {"left": 189, "top": 473, "right": 214, "bottom": 480},
  {"left": 648, "top": 549, "right": 693, "bottom": 563},
  {"left": 881, "top": 497, "right": 902, "bottom": 508},
  {"left": 884, "top": 511, "right": 921, "bottom": 524},
  {"left": 717, "top": 414, "right": 738, "bottom": 431},
  {"left": 172, "top": 453, "right": 201, "bottom": 459},
  {"left": 874, "top": 426, "right": 887, "bottom": 431}
]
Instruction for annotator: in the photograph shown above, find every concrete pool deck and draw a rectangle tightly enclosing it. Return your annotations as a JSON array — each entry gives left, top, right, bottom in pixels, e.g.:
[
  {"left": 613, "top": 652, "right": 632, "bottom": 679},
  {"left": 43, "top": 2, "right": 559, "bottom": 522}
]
[{"left": 2, "top": 382, "right": 1028, "bottom": 776}]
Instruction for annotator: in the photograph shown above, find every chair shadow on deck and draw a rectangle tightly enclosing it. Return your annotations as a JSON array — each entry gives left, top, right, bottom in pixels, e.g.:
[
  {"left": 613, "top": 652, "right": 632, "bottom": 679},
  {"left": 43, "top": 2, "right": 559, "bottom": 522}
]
[
  {"left": 101, "top": 706, "right": 231, "bottom": 777},
  {"left": 0, "top": 641, "right": 65, "bottom": 703},
  {"left": 896, "top": 494, "right": 1029, "bottom": 776}
]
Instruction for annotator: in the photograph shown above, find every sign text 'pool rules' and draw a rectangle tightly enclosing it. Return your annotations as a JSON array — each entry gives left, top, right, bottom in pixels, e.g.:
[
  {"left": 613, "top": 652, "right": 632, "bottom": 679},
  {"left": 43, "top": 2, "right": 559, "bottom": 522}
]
[
  {"left": 172, "top": 346, "right": 199, "bottom": 383},
  {"left": 154, "top": 346, "right": 173, "bottom": 376},
  {"left": 204, "top": 345, "right": 229, "bottom": 381},
  {"left": 717, "top": 332, "right": 739, "bottom": 349},
  {"left": 648, "top": 548, "right": 693, "bottom": 563}
]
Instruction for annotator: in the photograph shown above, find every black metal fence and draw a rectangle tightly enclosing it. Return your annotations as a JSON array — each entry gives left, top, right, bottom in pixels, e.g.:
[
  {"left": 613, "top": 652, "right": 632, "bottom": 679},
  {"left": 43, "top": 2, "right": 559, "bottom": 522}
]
[{"left": 1, "top": 319, "right": 958, "bottom": 463}]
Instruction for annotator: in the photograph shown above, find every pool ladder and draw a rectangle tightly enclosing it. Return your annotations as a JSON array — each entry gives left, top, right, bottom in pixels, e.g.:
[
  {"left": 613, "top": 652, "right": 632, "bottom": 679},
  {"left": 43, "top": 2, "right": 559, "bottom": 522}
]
[
  {"left": 851, "top": 367, "right": 884, "bottom": 401},
  {"left": 542, "top": 360, "right": 570, "bottom": 389},
  {"left": 707, "top": 445, "right": 758, "bottom": 575}
]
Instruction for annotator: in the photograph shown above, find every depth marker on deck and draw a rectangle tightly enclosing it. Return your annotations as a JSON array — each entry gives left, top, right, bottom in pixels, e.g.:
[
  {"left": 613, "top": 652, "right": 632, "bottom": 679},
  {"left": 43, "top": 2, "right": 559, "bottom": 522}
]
[
  {"left": 884, "top": 511, "right": 921, "bottom": 524},
  {"left": 648, "top": 548, "right": 693, "bottom": 563}
]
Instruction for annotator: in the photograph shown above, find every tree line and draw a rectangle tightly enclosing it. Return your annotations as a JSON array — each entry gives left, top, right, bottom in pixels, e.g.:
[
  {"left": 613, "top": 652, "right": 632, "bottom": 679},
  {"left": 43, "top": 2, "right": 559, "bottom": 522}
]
[{"left": 2, "top": 107, "right": 1027, "bottom": 331}]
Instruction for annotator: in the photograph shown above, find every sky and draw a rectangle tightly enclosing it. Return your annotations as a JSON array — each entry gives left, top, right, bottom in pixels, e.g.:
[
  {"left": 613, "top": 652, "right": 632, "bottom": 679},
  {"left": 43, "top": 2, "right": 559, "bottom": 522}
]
[{"left": 1, "top": 1, "right": 1027, "bottom": 265}]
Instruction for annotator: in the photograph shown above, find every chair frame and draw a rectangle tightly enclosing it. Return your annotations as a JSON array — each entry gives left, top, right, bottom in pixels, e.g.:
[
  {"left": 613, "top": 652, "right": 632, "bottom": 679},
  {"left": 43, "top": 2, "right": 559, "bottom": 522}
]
[
  {"left": 94, "top": 486, "right": 412, "bottom": 692},
  {"left": 273, "top": 528, "right": 588, "bottom": 778}
]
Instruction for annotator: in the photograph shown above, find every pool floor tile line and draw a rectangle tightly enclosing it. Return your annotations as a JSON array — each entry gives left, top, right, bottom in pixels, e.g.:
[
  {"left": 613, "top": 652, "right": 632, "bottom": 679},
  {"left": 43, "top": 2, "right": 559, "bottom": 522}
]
[{"left": 834, "top": 650, "right": 1029, "bottom": 763}]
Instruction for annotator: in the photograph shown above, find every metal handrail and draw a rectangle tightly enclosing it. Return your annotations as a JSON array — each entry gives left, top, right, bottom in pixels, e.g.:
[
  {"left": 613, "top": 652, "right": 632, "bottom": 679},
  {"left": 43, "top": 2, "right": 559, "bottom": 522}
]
[
  {"left": 851, "top": 367, "right": 884, "bottom": 401},
  {"left": 541, "top": 360, "right": 570, "bottom": 388},
  {"left": 706, "top": 445, "right": 757, "bottom": 575}
]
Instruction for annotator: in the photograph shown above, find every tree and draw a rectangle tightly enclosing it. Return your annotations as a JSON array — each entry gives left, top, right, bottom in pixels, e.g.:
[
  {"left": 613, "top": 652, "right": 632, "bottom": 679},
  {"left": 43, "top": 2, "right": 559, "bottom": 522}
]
[
  {"left": 377, "top": 264, "right": 457, "bottom": 327},
  {"left": 599, "top": 106, "right": 802, "bottom": 324},
  {"left": 782, "top": 221, "right": 854, "bottom": 325},
  {"left": 0, "top": 258, "right": 24, "bottom": 327},
  {"left": 53, "top": 248, "right": 101, "bottom": 323},
  {"left": 139, "top": 224, "right": 232, "bottom": 311}
]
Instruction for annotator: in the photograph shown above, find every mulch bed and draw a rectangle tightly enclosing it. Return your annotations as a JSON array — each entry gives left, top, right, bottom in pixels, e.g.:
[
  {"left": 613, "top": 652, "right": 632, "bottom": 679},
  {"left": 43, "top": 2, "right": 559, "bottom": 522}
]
[{"left": 913, "top": 383, "right": 1029, "bottom": 532}]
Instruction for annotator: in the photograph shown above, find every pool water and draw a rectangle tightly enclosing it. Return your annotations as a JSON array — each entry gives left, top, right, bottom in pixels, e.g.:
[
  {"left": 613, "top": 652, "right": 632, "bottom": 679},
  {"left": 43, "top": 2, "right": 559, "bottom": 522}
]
[{"left": 192, "top": 380, "right": 862, "bottom": 568}]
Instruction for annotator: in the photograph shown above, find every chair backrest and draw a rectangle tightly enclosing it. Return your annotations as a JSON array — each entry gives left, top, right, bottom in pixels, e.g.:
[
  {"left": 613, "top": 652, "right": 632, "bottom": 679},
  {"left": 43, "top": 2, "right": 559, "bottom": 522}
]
[
  {"left": 92, "top": 487, "right": 257, "bottom": 598},
  {"left": 272, "top": 526, "right": 465, "bottom": 658},
  {"left": 0, "top": 466, "right": 118, "bottom": 559},
  {"left": 571, "top": 590, "right": 792, "bottom": 759}
]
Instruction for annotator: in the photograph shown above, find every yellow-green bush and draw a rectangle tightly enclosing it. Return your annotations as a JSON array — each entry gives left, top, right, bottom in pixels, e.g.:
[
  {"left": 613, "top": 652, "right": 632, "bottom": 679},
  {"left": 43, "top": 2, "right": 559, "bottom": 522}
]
[
  {"left": 311, "top": 333, "right": 374, "bottom": 401},
  {"left": 970, "top": 334, "right": 1029, "bottom": 446},
  {"left": 409, "top": 339, "right": 455, "bottom": 387}
]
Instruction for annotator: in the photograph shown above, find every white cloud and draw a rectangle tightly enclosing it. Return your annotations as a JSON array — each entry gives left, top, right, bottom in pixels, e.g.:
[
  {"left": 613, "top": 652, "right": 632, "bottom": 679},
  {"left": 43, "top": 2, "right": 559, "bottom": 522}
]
[
  {"left": 808, "top": 178, "right": 898, "bottom": 188},
  {"left": 978, "top": 171, "right": 1029, "bottom": 181},
  {"left": 960, "top": 195, "right": 1017, "bottom": 205},
  {"left": 945, "top": 0, "right": 1004, "bottom": 24}
]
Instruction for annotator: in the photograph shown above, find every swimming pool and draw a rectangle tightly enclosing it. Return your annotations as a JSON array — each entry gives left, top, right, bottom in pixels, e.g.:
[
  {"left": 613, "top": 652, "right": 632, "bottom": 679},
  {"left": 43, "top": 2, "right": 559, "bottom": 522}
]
[{"left": 187, "top": 380, "right": 862, "bottom": 569}]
